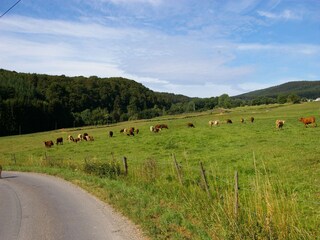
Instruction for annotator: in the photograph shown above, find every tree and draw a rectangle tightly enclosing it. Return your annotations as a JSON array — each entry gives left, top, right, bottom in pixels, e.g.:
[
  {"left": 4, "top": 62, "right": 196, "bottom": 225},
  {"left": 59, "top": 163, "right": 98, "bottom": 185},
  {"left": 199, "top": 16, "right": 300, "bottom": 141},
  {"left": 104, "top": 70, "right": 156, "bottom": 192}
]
[
  {"left": 218, "top": 94, "right": 232, "bottom": 108},
  {"left": 287, "top": 93, "right": 300, "bottom": 104}
]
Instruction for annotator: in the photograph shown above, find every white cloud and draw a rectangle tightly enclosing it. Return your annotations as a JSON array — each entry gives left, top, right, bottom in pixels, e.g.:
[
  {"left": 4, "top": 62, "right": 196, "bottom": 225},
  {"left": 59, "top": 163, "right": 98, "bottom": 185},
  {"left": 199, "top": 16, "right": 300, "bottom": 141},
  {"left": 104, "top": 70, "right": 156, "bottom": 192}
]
[
  {"left": 257, "top": 9, "right": 302, "bottom": 20},
  {"left": 237, "top": 43, "right": 320, "bottom": 55},
  {"left": 107, "top": 0, "right": 162, "bottom": 5}
]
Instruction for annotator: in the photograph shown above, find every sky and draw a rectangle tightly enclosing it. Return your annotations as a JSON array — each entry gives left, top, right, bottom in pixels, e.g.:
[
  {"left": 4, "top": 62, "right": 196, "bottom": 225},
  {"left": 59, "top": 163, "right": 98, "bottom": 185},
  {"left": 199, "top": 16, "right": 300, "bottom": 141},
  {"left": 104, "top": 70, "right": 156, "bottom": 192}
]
[{"left": 0, "top": 0, "right": 319, "bottom": 98}]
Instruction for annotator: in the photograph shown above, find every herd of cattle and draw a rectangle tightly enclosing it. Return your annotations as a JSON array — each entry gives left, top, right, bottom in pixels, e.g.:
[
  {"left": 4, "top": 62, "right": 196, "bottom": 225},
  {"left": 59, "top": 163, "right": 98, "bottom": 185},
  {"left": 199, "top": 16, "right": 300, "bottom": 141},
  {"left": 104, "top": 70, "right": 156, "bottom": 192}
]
[{"left": 43, "top": 116, "right": 316, "bottom": 147}]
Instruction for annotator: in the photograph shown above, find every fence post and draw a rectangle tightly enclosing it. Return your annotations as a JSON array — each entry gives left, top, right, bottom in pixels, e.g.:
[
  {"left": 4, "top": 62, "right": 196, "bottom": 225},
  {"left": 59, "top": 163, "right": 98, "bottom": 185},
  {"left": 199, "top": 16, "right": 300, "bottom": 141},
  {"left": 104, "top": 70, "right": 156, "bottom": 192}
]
[
  {"left": 200, "top": 162, "right": 211, "bottom": 199},
  {"left": 234, "top": 170, "right": 239, "bottom": 218},
  {"left": 0, "top": 164, "right": 2, "bottom": 178},
  {"left": 172, "top": 154, "right": 183, "bottom": 185},
  {"left": 123, "top": 157, "right": 128, "bottom": 176}
]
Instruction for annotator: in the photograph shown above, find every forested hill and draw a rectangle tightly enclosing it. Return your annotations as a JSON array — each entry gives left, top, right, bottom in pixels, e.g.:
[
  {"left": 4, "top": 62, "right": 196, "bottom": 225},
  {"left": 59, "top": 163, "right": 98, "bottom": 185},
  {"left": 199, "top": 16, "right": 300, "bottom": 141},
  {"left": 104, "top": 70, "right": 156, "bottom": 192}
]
[
  {"left": 1, "top": 68, "right": 319, "bottom": 136},
  {"left": 235, "top": 81, "right": 320, "bottom": 100},
  {"left": 0, "top": 69, "right": 194, "bottom": 136}
]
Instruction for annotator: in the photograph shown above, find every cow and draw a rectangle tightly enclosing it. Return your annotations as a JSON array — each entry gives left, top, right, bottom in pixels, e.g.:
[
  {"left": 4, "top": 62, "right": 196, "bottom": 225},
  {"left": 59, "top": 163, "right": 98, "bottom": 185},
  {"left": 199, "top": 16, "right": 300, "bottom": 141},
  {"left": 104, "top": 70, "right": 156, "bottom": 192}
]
[
  {"left": 209, "top": 120, "right": 219, "bottom": 127},
  {"left": 128, "top": 127, "right": 135, "bottom": 136},
  {"left": 187, "top": 123, "right": 195, "bottom": 128},
  {"left": 56, "top": 137, "right": 63, "bottom": 145},
  {"left": 240, "top": 118, "right": 245, "bottom": 123},
  {"left": 276, "top": 120, "right": 285, "bottom": 129},
  {"left": 155, "top": 124, "right": 168, "bottom": 130},
  {"left": 84, "top": 135, "right": 94, "bottom": 141},
  {"left": 120, "top": 128, "right": 125, "bottom": 133},
  {"left": 109, "top": 131, "right": 113, "bottom": 137},
  {"left": 78, "top": 134, "right": 83, "bottom": 141},
  {"left": 226, "top": 119, "right": 233, "bottom": 124},
  {"left": 44, "top": 140, "right": 54, "bottom": 148},
  {"left": 88, "top": 136, "right": 94, "bottom": 141},
  {"left": 250, "top": 117, "right": 254, "bottom": 123},
  {"left": 299, "top": 116, "right": 316, "bottom": 127},
  {"left": 136, "top": 129, "right": 139, "bottom": 134},
  {"left": 67, "top": 135, "right": 74, "bottom": 142}
]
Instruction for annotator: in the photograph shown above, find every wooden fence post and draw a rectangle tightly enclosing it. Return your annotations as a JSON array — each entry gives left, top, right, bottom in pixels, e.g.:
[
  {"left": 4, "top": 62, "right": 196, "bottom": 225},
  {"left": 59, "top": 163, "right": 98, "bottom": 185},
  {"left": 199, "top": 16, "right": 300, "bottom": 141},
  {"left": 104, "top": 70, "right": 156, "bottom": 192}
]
[
  {"left": 200, "top": 162, "right": 211, "bottom": 199},
  {"left": 172, "top": 154, "right": 183, "bottom": 185},
  {"left": 234, "top": 170, "right": 239, "bottom": 218},
  {"left": 123, "top": 157, "right": 128, "bottom": 176},
  {"left": 0, "top": 164, "right": 2, "bottom": 179}
]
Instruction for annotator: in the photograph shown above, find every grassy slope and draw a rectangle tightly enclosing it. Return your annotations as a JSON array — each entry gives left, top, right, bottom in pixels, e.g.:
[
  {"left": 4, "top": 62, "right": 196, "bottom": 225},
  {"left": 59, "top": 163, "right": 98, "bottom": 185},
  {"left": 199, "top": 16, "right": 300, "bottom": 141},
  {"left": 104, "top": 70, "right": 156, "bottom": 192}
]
[{"left": 0, "top": 102, "right": 319, "bottom": 239}]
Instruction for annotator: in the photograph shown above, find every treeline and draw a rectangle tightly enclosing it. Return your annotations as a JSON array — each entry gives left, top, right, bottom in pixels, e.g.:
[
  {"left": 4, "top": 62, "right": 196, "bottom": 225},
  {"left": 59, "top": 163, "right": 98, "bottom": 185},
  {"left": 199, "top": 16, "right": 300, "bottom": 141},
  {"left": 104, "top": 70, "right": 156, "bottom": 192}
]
[{"left": 0, "top": 69, "right": 316, "bottom": 136}]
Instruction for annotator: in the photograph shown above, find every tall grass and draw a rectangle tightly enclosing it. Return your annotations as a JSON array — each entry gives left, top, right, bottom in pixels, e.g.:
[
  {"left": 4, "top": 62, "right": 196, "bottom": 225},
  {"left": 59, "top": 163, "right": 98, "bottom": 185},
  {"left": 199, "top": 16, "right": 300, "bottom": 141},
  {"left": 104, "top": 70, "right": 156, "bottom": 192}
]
[{"left": 0, "top": 102, "right": 319, "bottom": 239}]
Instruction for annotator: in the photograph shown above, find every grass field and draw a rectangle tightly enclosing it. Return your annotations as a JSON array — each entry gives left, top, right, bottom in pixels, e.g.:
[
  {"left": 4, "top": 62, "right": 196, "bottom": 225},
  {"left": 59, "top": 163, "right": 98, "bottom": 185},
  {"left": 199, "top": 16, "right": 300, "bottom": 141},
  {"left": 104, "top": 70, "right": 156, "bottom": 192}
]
[{"left": 1, "top": 102, "right": 319, "bottom": 239}]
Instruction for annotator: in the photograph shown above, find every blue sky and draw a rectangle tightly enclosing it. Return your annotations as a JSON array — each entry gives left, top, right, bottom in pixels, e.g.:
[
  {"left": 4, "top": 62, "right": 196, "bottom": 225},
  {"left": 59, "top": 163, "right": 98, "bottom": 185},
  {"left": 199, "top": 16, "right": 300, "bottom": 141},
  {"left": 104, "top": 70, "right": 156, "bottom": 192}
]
[{"left": 0, "top": 0, "right": 319, "bottom": 97}]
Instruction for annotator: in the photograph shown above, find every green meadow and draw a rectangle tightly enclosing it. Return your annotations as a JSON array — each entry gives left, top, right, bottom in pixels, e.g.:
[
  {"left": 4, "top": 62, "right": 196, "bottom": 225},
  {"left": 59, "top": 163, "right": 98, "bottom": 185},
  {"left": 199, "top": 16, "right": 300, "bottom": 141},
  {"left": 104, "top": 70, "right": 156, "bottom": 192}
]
[{"left": 1, "top": 102, "right": 319, "bottom": 239}]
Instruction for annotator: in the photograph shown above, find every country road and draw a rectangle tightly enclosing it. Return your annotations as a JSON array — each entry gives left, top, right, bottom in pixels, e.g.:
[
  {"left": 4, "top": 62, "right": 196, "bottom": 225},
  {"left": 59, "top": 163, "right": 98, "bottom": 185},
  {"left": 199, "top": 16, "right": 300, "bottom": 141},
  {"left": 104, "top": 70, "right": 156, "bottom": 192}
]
[{"left": 0, "top": 171, "right": 146, "bottom": 240}]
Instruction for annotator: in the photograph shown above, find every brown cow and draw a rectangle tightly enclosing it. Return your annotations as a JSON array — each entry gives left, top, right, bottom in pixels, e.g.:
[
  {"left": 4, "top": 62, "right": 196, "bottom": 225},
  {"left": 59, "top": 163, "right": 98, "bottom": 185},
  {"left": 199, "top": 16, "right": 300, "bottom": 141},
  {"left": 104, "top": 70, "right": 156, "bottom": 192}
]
[
  {"left": 276, "top": 120, "right": 285, "bottom": 129},
  {"left": 299, "top": 116, "right": 316, "bottom": 127},
  {"left": 109, "top": 131, "right": 114, "bottom": 137},
  {"left": 226, "top": 119, "right": 232, "bottom": 124},
  {"left": 56, "top": 137, "right": 63, "bottom": 145},
  {"left": 44, "top": 140, "right": 54, "bottom": 148},
  {"left": 250, "top": 117, "right": 254, "bottom": 123},
  {"left": 128, "top": 127, "right": 135, "bottom": 136},
  {"left": 155, "top": 124, "right": 168, "bottom": 129},
  {"left": 187, "top": 123, "right": 195, "bottom": 128},
  {"left": 240, "top": 118, "right": 244, "bottom": 123}
]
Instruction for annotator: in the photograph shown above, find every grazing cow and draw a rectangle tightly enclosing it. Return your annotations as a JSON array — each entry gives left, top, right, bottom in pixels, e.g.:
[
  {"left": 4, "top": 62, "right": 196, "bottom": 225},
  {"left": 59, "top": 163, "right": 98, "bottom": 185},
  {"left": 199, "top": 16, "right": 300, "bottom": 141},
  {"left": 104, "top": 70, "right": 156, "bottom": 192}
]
[
  {"left": 156, "top": 124, "right": 168, "bottom": 129},
  {"left": 44, "top": 140, "right": 54, "bottom": 148},
  {"left": 226, "top": 119, "right": 233, "bottom": 124},
  {"left": 56, "top": 137, "right": 63, "bottom": 145},
  {"left": 120, "top": 128, "right": 125, "bottom": 133},
  {"left": 240, "top": 118, "right": 244, "bottom": 123},
  {"left": 299, "top": 116, "right": 316, "bottom": 127},
  {"left": 136, "top": 129, "right": 139, "bottom": 134},
  {"left": 209, "top": 120, "right": 219, "bottom": 127},
  {"left": 276, "top": 120, "right": 285, "bottom": 129},
  {"left": 78, "top": 134, "right": 83, "bottom": 141},
  {"left": 88, "top": 136, "right": 94, "bottom": 141},
  {"left": 67, "top": 135, "right": 74, "bottom": 142},
  {"left": 83, "top": 133, "right": 89, "bottom": 141},
  {"left": 151, "top": 126, "right": 160, "bottom": 133},
  {"left": 109, "top": 131, "right": 113, "bottom": 137},
  {"left": 84, "top": 135, "right": 94, "bottom": 141},
  {"left": 74, "top": 137, "right": 80, "bottom": 143},
  {"left": 187, "top": 123, "right": 195, "bottom": 128},
  {"left": 128, "top": 128, "right": 135, "bottom": 136},
  {"left": 250, "top": 117, "right": 254, "bottom": 123}
]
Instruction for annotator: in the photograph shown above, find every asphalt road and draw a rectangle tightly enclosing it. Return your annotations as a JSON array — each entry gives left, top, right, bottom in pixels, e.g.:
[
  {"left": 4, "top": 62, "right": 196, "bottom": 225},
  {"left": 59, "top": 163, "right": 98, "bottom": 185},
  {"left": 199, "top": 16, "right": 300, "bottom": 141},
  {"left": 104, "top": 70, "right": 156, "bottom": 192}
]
[{"left": 0, "top": 171, "right": 145, "bottom": 240}]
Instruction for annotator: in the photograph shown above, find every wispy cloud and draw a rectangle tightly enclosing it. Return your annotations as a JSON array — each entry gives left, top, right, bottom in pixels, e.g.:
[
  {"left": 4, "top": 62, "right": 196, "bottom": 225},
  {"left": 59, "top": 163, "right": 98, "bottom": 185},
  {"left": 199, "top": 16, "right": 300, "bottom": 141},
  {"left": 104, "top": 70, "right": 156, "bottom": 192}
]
[{"left": 257, "top": 9, "right": 302, "bottom": 20}]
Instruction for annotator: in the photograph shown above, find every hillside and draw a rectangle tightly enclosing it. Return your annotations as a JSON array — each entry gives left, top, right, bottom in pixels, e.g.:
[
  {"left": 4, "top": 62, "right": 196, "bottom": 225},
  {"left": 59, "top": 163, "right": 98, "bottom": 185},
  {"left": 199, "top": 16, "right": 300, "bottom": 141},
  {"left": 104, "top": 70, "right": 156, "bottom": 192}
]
[
  {"left": 235, "top": 81, "right": 320, "bottom": 100},
  {"left": 1, "top": 68, "right": 319, "bottom": 136},
  {"left": 0, "top": 69, "right": 193, "bottom": 136}
]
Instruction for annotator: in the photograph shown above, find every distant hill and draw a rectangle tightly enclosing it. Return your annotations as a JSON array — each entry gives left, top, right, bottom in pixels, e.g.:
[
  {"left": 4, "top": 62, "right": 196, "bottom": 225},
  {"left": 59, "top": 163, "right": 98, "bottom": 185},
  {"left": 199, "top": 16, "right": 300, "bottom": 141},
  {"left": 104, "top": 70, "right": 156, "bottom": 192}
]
[{"left": 235, "top": 81, "right": 320, "bottom": 100}]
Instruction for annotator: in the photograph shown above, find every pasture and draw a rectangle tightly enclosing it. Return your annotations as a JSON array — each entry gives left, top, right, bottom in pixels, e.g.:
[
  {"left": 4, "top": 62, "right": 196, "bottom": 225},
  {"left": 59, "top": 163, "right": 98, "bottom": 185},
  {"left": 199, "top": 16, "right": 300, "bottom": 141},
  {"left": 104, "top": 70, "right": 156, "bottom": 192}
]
[{"left": 0, "top": 102, "right": 319, "bottom": 239}]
